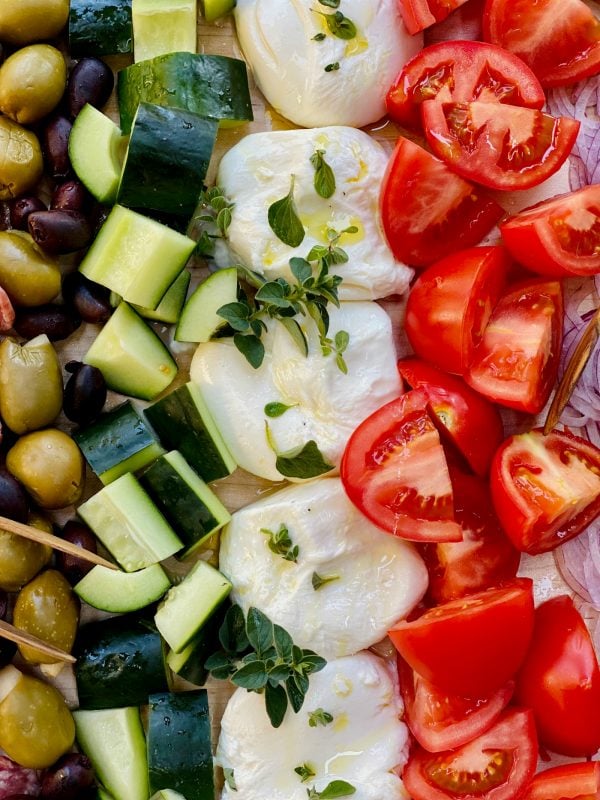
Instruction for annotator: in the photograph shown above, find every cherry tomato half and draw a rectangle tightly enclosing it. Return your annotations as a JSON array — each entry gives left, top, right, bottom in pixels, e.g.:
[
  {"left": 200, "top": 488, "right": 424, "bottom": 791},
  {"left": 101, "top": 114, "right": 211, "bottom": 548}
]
[
  {"left": 387, "top": 40, "right": 545, "bottom": 130},
  {"left": 422, "top": 101, "right": 579, "bottom": 191},
  {"left": 490, "top": 429, "right": 600, "bottom": 554},
  {"left": 403, "top": 708, "right": 538, "bottom": 800},
  {"left": 341, "top": 389, "right": 462, "bottom": 542},
  {"left": 516, "top": 596, "right": 600, "bottom": 758},
  {"left": 398, "top": 0, "right": 470, "bottom": 35},
  {"left": 389, "top": 578, "right": 535, "bottom": 696},
  {"left": 398, "top": 656, "right": 515, "bottom": 753},
  {"left": 500, "top": 185, "right": 600, "bottom": 277},
  {"left": 524, "top": 762, "right": 600, "bottom": 800},
  {"left": 466, "top": 279, "right": 563, "bottom": 414},
  {"left": 483, "top": 0, "right": 600, "bottom": 87},
  {"left": 379, "top": 137, "right": 504, "bottom": 268}
]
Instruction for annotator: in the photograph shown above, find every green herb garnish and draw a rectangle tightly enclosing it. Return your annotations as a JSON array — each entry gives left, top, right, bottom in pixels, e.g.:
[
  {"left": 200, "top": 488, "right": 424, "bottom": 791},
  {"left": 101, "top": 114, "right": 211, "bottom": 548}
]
[
  {"left": 268, "top": 175, "right": 305, "bottom": 247},
  {"left": 321, "top": 11, "right": 356, "bottom": 39},
  {"left": 265, "top": 427, "right": 334, "bottom": 479},
  {"left": 264, "top": 401, "right": 295, "bottom": 418},
  {"left": 313, "top": 32, "right": 327, "bottom": 41},
  {"left": 308, "top": 708, "right": 334, "bottom": 727},
  {"left": 320, "top": 329, "right": 349, "bottom": 373},
  {"left": 307, "top": 782, "right": 356, "bottom": 799},
  {"left": 295, "top": 763, "right": 317, "bottom": 783},
  {"left": 261, "top": 523, "right": 299, "bottom": 563},
  {"left": 193, "top": 186, "right": 235, "bottom": 256},
  {"left": 325, "top": 62, "right": 340, "bottom": 72},
  {"left": 310, "top": 149, "right": 336, "bottom": 199},
  {"left": 312, "top": 572, "right": 340, "bottom": 590}
]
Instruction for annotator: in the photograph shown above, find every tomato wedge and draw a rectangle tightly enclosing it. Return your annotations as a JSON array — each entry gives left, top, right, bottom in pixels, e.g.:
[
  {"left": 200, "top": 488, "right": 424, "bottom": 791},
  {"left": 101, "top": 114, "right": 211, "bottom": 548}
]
[
  {"left": 398, "top": 657, "right": 515, "bottom": 753},
  {"left": 466, "top": 279, "right": 563, "bottom": 414},
  {"left": 398, "top": 0, "right": 470, "bottom": 35},
  {"left": 422, "top": 100, "right": 579, "bottom": 190},
  {"left": 380, "top": 137, "right": 504, "bottom": 268},
  {"left": 524, "top": 762, "right": 600, "bottom": 800},
  {"left": 340, "top": 389, "right": 462, "bottom": 542},
  {"left": 483, "top": 0, "right": 600, "bottom": 87},
  {"left": 403, "top": 708, "right": 538, "bottom": 800},
  {"left": 516, "top": 596, "right": 600, "bottom": 758},
  {"left": 404, "top": 245, "right": 509, "bottom": 376},
  {"left": 500, "top": 185, "right": 600, "bottom": 277},
  {"left": 389, "top": 578, "right": 535, "bottom": 696},
  {"left": 398, "top": 359, "right": 504, "bottom": 476},
  {"left": 387, "top": 40, "right": 545, "bottom": 130},
  {"left": 490, "top": 429, "right": 600, "bottom": 554}
]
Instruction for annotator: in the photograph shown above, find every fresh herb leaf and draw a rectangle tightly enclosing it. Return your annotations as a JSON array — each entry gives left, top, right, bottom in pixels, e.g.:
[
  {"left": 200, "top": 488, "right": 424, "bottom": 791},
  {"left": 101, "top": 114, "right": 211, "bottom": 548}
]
[
  {"left": 233, "top": 333, "right": 265, "bottom": 368},
  {"left": 312, "top": 572, "right": 340, "bottom": 590},
  {"left": 280, "top": 317, "right": 309, "bottom": 356},
  {"left": 273, "top": 624, "right": 294, "bottom": 661},
  {"left": 217, "top": 301, "right": 250, "bottom": 332},
  {"left": 268, "top": 175, "right": 305, "bottom": 247},
  {"left": 261, "top": 523, "right": 299, "bottom": 563},
  {"left": 219, "top": 605, "right": 250, "bottom": 655},
  {"left": 325, "top": 62, "right": 340, "bottom": 72},
  {"left": 193, "top": 187, "right": 235, "bottom": 249},
  {"left": 223, "top": 768, "right": 237, "bottom": 791},
  {"left": 290, "top": 257, "right": 313, "bottom": 285},
  {"left": 264, "top": 402, "right": 295, "bottom": 418},
  {"left": 307, "top": 781, "right": 357, "bottom": 799},
  {"left": 322, "top": 10, "right": 357, "bottom": 39},
  {"left": 308, "top": 708, "right": 334, "bottom": 727},
  {"left": 310, "top": 149, "right": 336, "bottom": 199},
  {"left": 276, "top": 440, "right": 335, "bottom": 479},
  {"left": 231, "top": 660, "right": 268, "bottom": 691},
  {"left": 246, "top": 607, "right": 274, "bottom": 656},
  {"left": 295, "top": 763, "right": 317, "bottom": 783},
  {"left": 265, "top": 682, "right": 288, "bottom": 728},
  {"left": 312, "top": 32, "right": 327, "bottom": 41}
]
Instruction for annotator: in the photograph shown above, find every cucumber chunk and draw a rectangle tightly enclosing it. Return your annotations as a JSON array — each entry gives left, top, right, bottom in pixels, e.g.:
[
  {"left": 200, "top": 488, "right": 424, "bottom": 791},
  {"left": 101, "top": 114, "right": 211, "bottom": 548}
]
[
  {"left": 69, "top": 0, "right": 133, "bottom": 56},
  {"left": 74, "top": 563, "right": 171, "bottom": 613},
  {"left": 74, "top": 707, "right": 148, "bottom": 800},
  {"left": 202, "top": 0, "right": 235, "bottom": 22},
  {"left": 133, "top": 0, "right": 197, "bottom": 62},
  {"left": 175, "top": 267, "right": 237, "bottom": 342},
  {"left": 69, "top": 105, "right": 126, "bottom": 204},
  {"left": 166, "top": 605, "right": 224, "bottom": 686},
  {"left": 83, "top": 303, "right": 178, "bottom": 401},
  {"left": 133, "top": 269, "right": 190, "bottom": 324}
]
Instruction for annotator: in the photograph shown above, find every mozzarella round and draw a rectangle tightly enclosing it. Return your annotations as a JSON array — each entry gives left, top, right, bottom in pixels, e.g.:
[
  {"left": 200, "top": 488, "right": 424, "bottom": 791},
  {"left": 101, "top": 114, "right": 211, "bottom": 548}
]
[
  {"left": 217, "top": 652, "right": 410, "bottom": 800},
  {"left": 216, "top": 126, "right": 413, "bottom": 301},
  {"left": 190, "top": 301, "right": 402, "bottom": 482},
  {"left": 219, "top": 478, "right": 428, "bottom": 659},
  {"left": 234, "top": 0, "right": 422, "bottom": 128}
]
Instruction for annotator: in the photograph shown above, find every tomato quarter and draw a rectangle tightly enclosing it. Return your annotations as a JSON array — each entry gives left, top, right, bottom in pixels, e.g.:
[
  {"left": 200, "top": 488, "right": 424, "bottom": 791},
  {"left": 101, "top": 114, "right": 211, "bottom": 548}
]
[
  {"left": 524, "top": 762, "right": 600, "bottom": 800},
  {"left": 398, "top": 0, "right": 470, "bottom": 35}
]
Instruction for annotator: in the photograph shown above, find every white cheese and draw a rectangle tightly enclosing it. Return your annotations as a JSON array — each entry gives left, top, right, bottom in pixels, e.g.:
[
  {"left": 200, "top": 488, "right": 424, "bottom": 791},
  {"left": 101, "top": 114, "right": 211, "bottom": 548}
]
[
  {"left": 217, "top": 652, "right": 410, "bottom": 800},
  {"left": 189, "top": 301, "right": 402, "bottom": 482},
  {"left": 219, "top": 478, "right": 428, "bottom": 658},
  {"left": 234, "top": 0, "right": 422, "bottom": 128},
  {"left": 217, "top": 126, "right": 413, "bottom": 301}
]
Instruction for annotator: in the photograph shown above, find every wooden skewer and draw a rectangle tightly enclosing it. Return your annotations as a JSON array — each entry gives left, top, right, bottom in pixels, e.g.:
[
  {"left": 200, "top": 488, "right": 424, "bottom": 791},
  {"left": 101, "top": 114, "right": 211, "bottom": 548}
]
[
  {"left": 544, "top": 307, "right": 600, "bottom": 435},
  {"left": 0, "top": 514, "right": 118, "bottom": 571},
  {"left": 0, "top": 619, "right": 75, "bottom": 663}
]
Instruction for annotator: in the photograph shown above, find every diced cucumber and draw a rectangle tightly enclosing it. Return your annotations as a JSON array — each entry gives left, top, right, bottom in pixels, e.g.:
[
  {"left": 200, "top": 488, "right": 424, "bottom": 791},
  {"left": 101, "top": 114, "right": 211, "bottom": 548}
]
[
  {"left": 74, "top": 563, "right": 171, "bottom": 613},
  {"left": 74, "top": 707, "right": 148, "bottom": 800},
  {"left": 147, "top": 691, "right": 213, "bottom": 800},
  {"left": 144, "top": 382, "right": 237, "bottom": 481},
  {"left": 78, "top": 473, "right": 183, "bottom": 572},
  {"left": 79, "top": 205, "right": 195, "bottom": 309},
  {"left": 175, "top": 267, "right": 237, "bottom": 342},
  {"left": 166, "top": 605, "right": 224, "bottom": 686},
  {"left": 154, "top": 559, "right": 231, "bottom": 653},
  {"left": 141, "top": 450, "right": 231, "bottom": 558},
  {"left": 97, "top": 789, "right": 115, "bottom": 800},
  {"left": 133, "top": 0, "right": 197, "bottom": 62},
  {"left": 83, "top": 303, "right": 178, "bottom": 401},
  {"left": 118, "top": 103, "right": 217, "bottom": 216},
  {"left": 132, "top": 270, "right": 190, "bottom": 324},
  {"left": 202, "top": 0, "right": 235, "bottom": 22},
  {"left": 74, "top": 401, "right": 164, "bottom": 484},
  {"left": 69, "top": 0, "right": 133, "bottom": 56},
  {"left": 69, "top": 105, "right": 126, "bottom": 204}
]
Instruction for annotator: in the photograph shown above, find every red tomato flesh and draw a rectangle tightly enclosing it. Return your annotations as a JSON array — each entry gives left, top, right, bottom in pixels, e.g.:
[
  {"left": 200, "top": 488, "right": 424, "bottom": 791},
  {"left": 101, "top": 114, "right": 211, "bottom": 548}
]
[
  {"left": 398, "top": 0, "right": 470, "bottom": 35},
  {"left": 388, "top": 578, "right": 535, "bottom": 696},
  {"left": 490, "top": 429, "right": 600, "bottom": 554},
  {"left": 387, "top": 40, "right": 545, "bottom": 130},
  {"left": 500, "top": 185, "right": 600, "bottom": 277},
  {"left": 524, "top": 762, "right": 600, "bottom": 800},
  {"left": 422, "top": 101, "right": 579, "bottom": 191}
]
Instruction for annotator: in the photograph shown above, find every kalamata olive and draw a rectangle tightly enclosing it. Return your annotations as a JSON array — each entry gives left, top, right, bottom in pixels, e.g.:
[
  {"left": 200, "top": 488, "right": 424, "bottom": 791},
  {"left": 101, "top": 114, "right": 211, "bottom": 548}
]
[
  {"left": 55, "top": 519, "right": 98, "bottom": 585},
  {"left": 0, "top": 46, "right": 67, "bottom": 125},
  {"left": 68, "top": 58, "right": 114, "bottom": 119},
  {"left": 42, "top": 116, "right": 72, "bottom": 180},
  {"left": 0, "top": 118, "right": 43, "bottom": 201},
  {"left": 0, "top": 512, "right": 52, "bottom": 593},
  {"left": 28, "top": 210, "right": 91, "bottom": 255},
  {"left": 9, "top": 197, "right": 46, "bottom": 231},
  {"left": 62, "top": 272, "right": 112, "bottom": 324},
  {"left": 63, "top": 362, "right": 107, "bottom": 427},
  {"left": 51, "top": 180, "right": 88, "bottom": 213},
  {"left": 0, "top": 469, "right": 28, "bottom": 523},
  {"left": 0, "top": 1, "right": 69, "bottom": 46},
  {"left": 13, "top": 304, "right": 80, "bottom": 342},
  {"left": 0, "top": 231, "right": 60, "bottom": 306},
  {"left": 40, "top": 753, "right": 95, "bottom": 799}
]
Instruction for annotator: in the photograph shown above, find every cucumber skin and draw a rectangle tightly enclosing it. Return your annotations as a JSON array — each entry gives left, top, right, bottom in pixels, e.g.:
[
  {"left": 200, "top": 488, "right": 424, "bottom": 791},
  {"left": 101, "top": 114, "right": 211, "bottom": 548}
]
[
  {"left": 75, "top": 614, "right": 169, "bottom": 710},
  {"left": 69, "top": 0, "right": 133, "bottom": 56},
  {"left": 147, "top": 691, "right": 214, "bottom": 800},
  {"left": 167, "top": 604, "right": 225, "bottom": 686}
]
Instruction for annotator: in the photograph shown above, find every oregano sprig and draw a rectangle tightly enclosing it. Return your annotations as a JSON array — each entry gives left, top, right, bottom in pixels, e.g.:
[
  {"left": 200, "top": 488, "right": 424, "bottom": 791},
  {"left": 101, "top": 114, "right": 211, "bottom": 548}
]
[
  {"left": 193, "top": 186, "right": 235, "bottom": 256},
  {"left": 261, "top": 523, "right": 299, "bottom": 563},
  {"left": 308, "top": 708, "right": 334, "bottom": 727},
  {"left": 310, "top": 149, "right": 336, "bottom": 199},
  {"left": 307, "top": 782, "right": 356, "bottom": 799},
  {"left": 268, "top": 175, "right": 305, "bottom": 247}
]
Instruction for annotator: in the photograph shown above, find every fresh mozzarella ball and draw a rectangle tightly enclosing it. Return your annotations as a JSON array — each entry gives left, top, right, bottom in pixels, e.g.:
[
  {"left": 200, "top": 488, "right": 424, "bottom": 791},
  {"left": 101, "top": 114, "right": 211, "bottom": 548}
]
[
  {"left": 220, "top": 478, "right": 428, "bottom": 659},
  {"left": 234, "top": 0, "right": 422, "bottom": 128},
  {"left": 217, "top": 127, "right": 413, "bottom": 301},
  {"left": 190, "top": 301, "right": 401, "bottom": 482},
  {"left": 217, "top": 652, "right": 410, "bottom": 800}
]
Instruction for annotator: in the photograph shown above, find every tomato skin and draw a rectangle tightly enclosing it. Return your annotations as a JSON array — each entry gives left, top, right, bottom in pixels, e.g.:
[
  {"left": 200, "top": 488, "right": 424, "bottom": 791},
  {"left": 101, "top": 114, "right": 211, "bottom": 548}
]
[
  {"left": 404, "top": 246, "right": 509, "bottom": 375},
  {"left": 379, "top": 137, "right": 504, "bottom": 268},
  {"left": 398, "top": 656, "right": 515, "bottom": 753},
  {"left": 340, "top": 389, "right": 462, "bottom": 542},
  {"left": 398, "top": 359, "right": 503, "bottom": 477},
  {"left": 483, "top": 0, "right": 600, "bottom": 87},
  {"left": 389, "top": 578, "right": 535, "bottom": 697},
  {"left": 422, "top": 100, "right": 580, "bottom": 191},
  {"left": 500, "top": 186, "right": 600, "bottom": 277},
  {"left": 403, "top": 708, "right": 538, "bottom": 800},
  {"left": 524, "top": 762, "right": 600, "bottom": 800},
  {"left": 398, "top": 0, "right": 470, "bottom": 35},
  {"left": 386, "top": 40, "right": 545, "bottom": 130},
  {"left": 490, "top": 429, "right": 600, "bottom": 554},
  {"left": 466, "top": 279, "right": 563, "bottom": 415},
  {"left": 516, "top": 596, "right": 600, "bottom": 758}
]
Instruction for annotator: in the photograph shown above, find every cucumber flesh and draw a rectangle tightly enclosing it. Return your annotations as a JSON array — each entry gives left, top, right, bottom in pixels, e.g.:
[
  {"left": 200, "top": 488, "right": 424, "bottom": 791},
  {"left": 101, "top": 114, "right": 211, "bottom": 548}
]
[
  {"left": 133, "top": 0, "right": 197, "bottom": 62},
  {"left": 175, "top": 267, "right": 237, "bottom": 342},
  {"left": 74, "top": 563, "right": 171, "bottom": 613},
  {"left": 69, "top": 105, "right": 126, "bottom": 204},
  {"left": 202, "top": 0, "right": 235, "bottom": 22},
  {"left": 97, "top": 789, "right": 115, "bottom": 800},
  {"left": 132, "top": 270, "right": 190, "bottom": 324}
]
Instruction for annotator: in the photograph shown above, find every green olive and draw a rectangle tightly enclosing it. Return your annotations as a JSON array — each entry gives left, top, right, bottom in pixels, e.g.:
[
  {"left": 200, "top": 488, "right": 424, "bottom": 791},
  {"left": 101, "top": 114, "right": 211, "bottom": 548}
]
[
  {"left": 13, "top": 569, "right": 79, "bottom": 664},
  {"left": 0, "top": 45, "right": 66, "bottom": 125},
  {"left": 0, "top": 231, "right": 60, "bottom": 305},
  {"left": 0, "top": 672, "right": 74, "bottom": 768},
  {"left": 0, "top": 511, "right": 52, "bottom": 592},
  {"left": 0, "top": 335, "right": 63, "bottom": 434},
  {"left": 6, "top": 429, "right": 85, "bottom": 509},
  {"left": 0, "top": 116, "right": 43, "bottom": 200},
  {"left": 0, "top": 1, "right": 69, "bottom": 46}
]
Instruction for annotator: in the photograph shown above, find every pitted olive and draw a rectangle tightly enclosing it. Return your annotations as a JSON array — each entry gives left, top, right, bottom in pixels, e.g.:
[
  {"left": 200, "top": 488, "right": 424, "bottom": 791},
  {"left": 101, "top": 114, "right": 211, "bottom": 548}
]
[
  {"left": 0, "top": 117, "right": 43, "bottom": 200},
  {"left": 0, "top": 511, "right": 52, "bottom": 592},
  {"left": 0, "top": 45, "right": 66, "bottom": 125}
]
